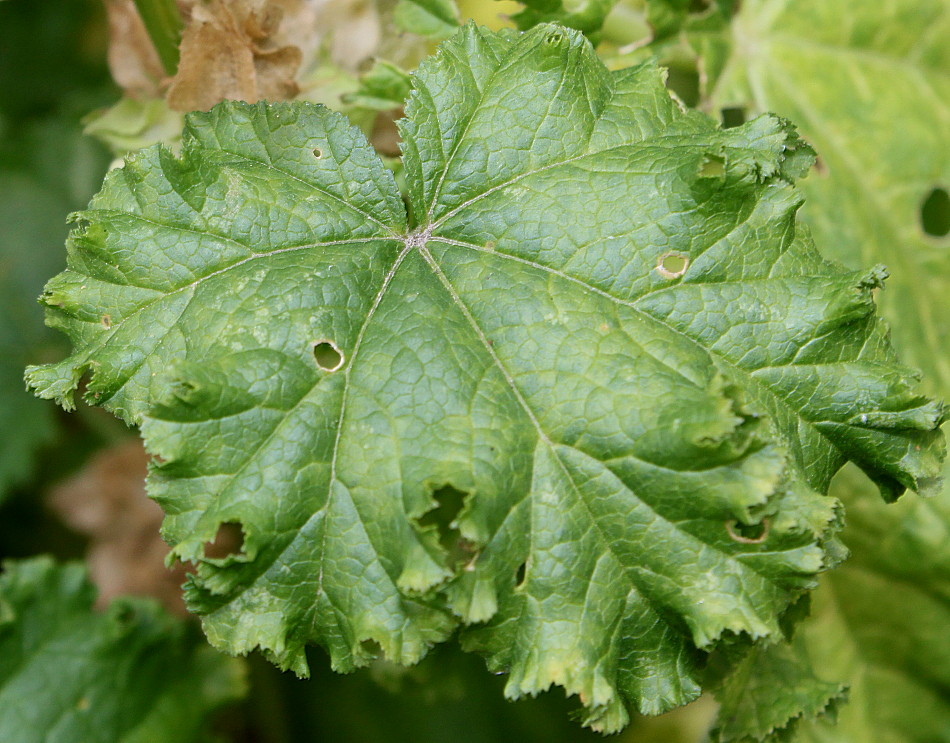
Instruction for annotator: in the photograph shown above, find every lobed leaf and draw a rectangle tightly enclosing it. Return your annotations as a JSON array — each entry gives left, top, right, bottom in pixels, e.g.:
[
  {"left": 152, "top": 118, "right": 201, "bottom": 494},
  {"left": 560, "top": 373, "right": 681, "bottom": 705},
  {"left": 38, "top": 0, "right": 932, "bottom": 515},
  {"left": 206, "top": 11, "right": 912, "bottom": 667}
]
[{"left": 27, "top": 23, "right": 946, "bottom": 731}]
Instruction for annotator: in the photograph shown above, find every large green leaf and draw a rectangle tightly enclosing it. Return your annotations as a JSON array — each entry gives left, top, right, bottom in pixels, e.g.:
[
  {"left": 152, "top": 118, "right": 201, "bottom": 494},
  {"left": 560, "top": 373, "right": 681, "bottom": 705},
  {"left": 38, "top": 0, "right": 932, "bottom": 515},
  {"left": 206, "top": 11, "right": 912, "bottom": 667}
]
[
  {"left": 0, "top": 557, "right": 245, "bottom": 743},
  {"left": 688, "top": 0, "right": 950, "bottom": 396},
  {"left": 27, "top": 24, "right": 945, "bottom": 731}
]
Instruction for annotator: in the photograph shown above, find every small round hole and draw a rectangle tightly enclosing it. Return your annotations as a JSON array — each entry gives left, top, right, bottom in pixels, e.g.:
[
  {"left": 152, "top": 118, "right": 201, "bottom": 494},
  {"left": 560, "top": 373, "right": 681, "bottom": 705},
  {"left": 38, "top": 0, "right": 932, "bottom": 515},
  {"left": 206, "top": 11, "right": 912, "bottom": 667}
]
[
  {"left": 656, "top": 251, "right": 689, "bottom": 279},
  {"left": 312, "top": 147, "right": 324, "bottom": 160},
  {"left": 203, "top": 521, "right": 245, "bottom": 559},
  {"left": 921, "top": 186, "right": 950, "bottom": 238},
  {"left": 725, "top": 519, "right": 770, "bottom": 544},
  {"left": 313, "top": 340, "right": 344, "bottom": 371}
]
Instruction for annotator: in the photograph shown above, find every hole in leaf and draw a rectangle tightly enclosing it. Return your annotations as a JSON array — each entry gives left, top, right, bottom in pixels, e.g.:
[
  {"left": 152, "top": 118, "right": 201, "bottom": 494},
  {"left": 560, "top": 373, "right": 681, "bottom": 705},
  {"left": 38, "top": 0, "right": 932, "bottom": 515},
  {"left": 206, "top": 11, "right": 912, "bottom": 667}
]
[
  {"left": 725, "top": 519, "right": 769, "bottom": 544},
  {"left": 360, "top": 639, "right": 383, "bottom": 659},
  {"left": 720, "top": 107, "right": 746, "bottom": 129},
  {"left": 514, "top": 562, "right": 527, "bottom": 588},
  {"left": 313, "top": 340, "right": 344, "bottom": 371},
  {"left": 656, "top": 251, "right": 689, "bottom": 279},
  {"left": 921, "top": 186, "right": 950, "bottom": 237},
  {"left": 546, "top": 31, "right": 565, "bottom": 45},
  {"left": 698, "top": 154, "right": 725, "bottom": 178},
  {"left": 312, "top": 147, "right": 323, "bottom": 159},
  {"left": 418, "top": 485, "right": 475, "bottom": 567},
  {"left": 204, "top": 522, "right": 245, "bottom": 559},
  {"left": 665, "top": 65, "right": 700, "bottom": 108},
  {"left": 100, "top": 314, "right": 112, "bottom": 329}
]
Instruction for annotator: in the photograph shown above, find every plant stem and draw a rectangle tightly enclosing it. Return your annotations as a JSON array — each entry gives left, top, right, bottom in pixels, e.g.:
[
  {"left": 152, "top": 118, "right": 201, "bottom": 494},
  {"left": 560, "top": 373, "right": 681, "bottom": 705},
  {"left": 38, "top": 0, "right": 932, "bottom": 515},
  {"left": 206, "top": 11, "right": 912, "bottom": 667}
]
[{"left": 132, "top": 0, "right": 183, "bottom": 77}]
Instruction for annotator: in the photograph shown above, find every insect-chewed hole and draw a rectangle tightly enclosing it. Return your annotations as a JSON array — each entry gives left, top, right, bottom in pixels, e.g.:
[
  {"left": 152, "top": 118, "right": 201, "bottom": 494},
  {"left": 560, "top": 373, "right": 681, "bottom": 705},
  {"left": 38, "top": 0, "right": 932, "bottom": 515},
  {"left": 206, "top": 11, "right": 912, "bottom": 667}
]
[
  {"left": 725, "top": 519, "right": 770, "bottom": 544},
  {"left": 360, "top": 639, "right": 383, "bottom": 660},
  {"left": 312, "top": 147, "right": 324, "bottom": 160},
  {"left": 204, "top": 521, "right": 245, "bottom": 559},
  {"left": 514, "top": 562, "right": 527, "bottom": 588},
  {"left": 418, "top": 485, "right": 475, "bottom": 568},
  {"left": 546, "top": 31, "right": 565, "bottom": 45},
  {"left": 313, "top": 340, "right": 344, "bottom": 371},
  {"left": 656, "top": 251, "right": 689, "bottom": 279},
  {"left": 921, "top": 186, "right": 950, "bottom": 238}
]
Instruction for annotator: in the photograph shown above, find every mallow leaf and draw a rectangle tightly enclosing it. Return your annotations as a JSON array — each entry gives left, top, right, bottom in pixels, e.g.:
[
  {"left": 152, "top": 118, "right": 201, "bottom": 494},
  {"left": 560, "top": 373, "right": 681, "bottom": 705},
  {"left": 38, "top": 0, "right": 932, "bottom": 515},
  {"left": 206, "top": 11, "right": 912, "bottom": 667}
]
[
  {"left": 0, "top": 557, "right": 245, "bottom": 743},
  {"left": 27, "top": 23, "right": 946, "bottom": 732}
]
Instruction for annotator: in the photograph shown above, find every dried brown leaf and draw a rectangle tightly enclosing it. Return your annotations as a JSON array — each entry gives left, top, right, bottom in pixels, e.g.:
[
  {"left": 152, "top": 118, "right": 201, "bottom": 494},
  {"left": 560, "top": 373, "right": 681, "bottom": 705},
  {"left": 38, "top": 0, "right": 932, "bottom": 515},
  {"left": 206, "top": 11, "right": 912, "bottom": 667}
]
[
  {"left": 105, "top": 0, "right": 166, "bottom": 97},
  {"left": 166, "top": 0, "right": 303, "bottom": 112}
]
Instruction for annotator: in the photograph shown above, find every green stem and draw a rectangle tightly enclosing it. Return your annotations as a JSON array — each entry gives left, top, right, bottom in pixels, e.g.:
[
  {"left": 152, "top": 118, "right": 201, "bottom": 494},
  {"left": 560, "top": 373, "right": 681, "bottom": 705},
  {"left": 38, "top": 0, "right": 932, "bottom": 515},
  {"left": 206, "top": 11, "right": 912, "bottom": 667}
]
[{"left": 132, "top": 0, "right": 183, "bottom": 77}]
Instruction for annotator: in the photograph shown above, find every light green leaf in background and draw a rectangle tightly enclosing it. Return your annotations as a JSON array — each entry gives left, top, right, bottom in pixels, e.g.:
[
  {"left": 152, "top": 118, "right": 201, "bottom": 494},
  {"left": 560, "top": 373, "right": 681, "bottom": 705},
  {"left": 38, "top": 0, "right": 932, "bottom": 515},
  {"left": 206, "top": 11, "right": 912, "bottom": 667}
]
[
  {"left": 26, "top": 24, "right": 945, "bottom": 732},
  {"left": 0, "top": 557, "right": 245, "bottom": 743},
  {"left": 83, "top": 97, "right": 185, "bottom": 160},
  {"left": 687, "top": 0, "right": 950, "bottom": 395},
  {"left": 788, "top": 466, "right": 950, "bottom": 743},
  {"left": 395, "top": 0, "right": 462, "bottom": 39},
  {"left": 343, "top": 59, "right": 413, "bottom": 112}
]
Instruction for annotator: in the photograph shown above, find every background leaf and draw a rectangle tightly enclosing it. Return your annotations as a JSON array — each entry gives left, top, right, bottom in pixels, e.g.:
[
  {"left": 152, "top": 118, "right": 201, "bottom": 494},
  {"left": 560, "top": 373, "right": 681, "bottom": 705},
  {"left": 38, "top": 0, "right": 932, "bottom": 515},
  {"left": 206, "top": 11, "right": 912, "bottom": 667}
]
[
  {"left": 394, "top": 0, "right": 462, "bottom": 38},
  {"left": 690, "top": 0, "right": 950, "bottom": 394},
  {"left": 0, "top": 556, "right": 245, "bottom": 743}
]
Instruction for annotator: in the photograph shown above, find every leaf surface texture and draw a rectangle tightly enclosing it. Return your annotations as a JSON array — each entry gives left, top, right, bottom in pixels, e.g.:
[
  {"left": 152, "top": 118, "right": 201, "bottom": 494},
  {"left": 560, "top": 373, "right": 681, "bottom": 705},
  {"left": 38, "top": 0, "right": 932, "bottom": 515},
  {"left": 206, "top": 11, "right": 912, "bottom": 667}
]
[{"left": 27, "top": 23, "right": 946, "bottom": 731}]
